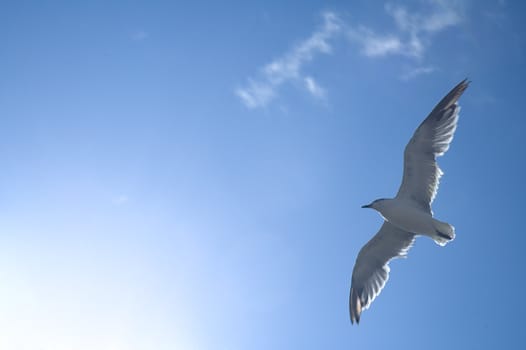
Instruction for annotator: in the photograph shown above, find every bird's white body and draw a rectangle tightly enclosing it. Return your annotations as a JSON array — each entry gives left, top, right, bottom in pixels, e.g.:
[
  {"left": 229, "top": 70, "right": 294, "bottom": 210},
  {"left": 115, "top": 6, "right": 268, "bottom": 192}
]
[
  {"left": 370, "top": 198, "right": 455, "bottom": 245},
  {"left": 373, "top": 199, "right": 435, "bottom": 234}
]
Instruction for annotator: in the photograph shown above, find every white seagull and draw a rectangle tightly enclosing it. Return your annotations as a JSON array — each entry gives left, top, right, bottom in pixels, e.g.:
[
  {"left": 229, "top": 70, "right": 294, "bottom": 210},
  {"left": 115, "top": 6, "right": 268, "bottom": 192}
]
[{"left": 349, "top": 79, "right": 469, "bottom": 324}]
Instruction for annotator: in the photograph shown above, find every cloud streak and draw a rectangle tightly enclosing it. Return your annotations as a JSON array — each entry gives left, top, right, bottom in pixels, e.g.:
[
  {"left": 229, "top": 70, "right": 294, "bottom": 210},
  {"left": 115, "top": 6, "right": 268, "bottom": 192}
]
[
  {"left": 235, "top": 12, "right": 342, "bottom": 109},
  {"left": 236, "top": 1, "right": 465, "bottom": 108},
  {"left": 303, "top": 76, "right": 326, "bottom": 98},
  {"left": 349, "top": 0, "right": 463, "bottom": 59},
  {"left": 348, "top": 27, "right": 404, "bottom": 57},
  {"left": 400, "top": 65, "right": 436, "bottom": 80}
]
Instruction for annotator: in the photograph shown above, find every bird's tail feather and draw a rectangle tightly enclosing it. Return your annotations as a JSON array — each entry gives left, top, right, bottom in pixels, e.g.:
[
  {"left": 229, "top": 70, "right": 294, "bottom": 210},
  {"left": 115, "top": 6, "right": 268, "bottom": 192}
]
[{"left": 431, "top": 220, "right": 456, "bottom": 246}]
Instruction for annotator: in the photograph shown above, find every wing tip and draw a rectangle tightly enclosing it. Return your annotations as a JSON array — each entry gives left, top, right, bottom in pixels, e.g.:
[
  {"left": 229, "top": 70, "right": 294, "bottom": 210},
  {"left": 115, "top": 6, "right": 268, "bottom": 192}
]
[
  {"left": 457, "top": 77, "right": 470, "bottom": 94},
  {"left": 425, "top": 78, "right": 469, "bottom": 121},
  {"left": 349, "top": 287, "right": 362, "bottom": 325},
  {"left": 446, "top": 78, "right": 470, "bottom": 108}
]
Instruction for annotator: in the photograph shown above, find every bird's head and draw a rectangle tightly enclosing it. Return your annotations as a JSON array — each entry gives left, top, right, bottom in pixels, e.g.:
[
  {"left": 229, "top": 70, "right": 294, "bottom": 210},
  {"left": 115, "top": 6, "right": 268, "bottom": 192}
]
[{"left": 361, "top": 198, "right": 387, "bottom": 210}]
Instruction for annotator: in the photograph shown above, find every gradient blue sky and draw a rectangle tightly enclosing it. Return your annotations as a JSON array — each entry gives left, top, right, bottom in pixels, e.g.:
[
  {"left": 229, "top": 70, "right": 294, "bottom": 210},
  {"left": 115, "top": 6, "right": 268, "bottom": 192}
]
[{"left": 1, "top": 0, "right": 525, "bottom": 349}]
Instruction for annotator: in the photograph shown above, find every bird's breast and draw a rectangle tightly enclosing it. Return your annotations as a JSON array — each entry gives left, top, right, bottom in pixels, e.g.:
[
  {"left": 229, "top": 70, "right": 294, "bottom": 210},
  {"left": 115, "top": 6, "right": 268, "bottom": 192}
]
[{"left": 379, "top": 202, "right": 435, "bottom": 235}]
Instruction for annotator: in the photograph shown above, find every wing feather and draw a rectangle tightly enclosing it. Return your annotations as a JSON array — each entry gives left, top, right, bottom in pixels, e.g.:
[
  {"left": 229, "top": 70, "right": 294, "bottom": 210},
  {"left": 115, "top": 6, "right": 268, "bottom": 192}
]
[
  {"left": 349, "top": 221, "right": 415, "bottom": 324},
  {"left": 396, "top": 79, "right": 469, "bottom": 212}
]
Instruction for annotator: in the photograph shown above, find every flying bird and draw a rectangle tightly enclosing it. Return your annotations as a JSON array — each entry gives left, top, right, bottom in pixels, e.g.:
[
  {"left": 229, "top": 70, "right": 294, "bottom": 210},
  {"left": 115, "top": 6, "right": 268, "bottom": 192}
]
[{"left": 349, "top": 79, "right": 469, "bottom": 324}]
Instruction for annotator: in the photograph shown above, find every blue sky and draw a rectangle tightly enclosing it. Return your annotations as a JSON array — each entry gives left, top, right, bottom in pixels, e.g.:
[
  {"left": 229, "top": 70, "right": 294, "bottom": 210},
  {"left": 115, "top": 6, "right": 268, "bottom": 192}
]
[{"left": 1, "top": 0, "right": 525, "bottom": 349}]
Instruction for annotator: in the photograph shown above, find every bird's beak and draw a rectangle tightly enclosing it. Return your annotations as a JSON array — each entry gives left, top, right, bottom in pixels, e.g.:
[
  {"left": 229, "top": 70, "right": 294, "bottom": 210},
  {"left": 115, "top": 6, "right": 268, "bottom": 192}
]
[{"left": 361, "top": 204, "right": 371, "bottom": 209}]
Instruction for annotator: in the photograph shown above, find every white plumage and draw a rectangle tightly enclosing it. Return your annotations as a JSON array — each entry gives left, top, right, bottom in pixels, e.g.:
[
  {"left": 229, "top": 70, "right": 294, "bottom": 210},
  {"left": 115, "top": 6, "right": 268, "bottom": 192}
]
[{"left": 350, "top": 80, "right": 469, "bottom": 324}]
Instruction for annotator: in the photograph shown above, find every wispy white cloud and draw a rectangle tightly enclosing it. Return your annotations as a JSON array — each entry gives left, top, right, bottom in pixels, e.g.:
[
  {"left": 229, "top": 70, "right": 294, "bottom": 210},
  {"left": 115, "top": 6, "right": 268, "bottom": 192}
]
[
  {"left": 348, "top": 26, "right": 404, "bottom": 57},
  {"left": 235, "top": 12, "right": 342, "bottom": 109},
  {"left": 400, "top": 65, "right": 436, "bottom": 80},
  {"left": 303, "top": 76, "right": 326, "bottom": 99},
  {"left": 387, "top": 1, "right": 461, "bottom": 33},
  {"left": 236, "top": 80, "right": 276, "bottom": 109},
  {"left": 349, "top": 0, "right": 463, "bottom": 59},
  {"left": 236, "top": 1, "right": 465, "bottom": 108}
]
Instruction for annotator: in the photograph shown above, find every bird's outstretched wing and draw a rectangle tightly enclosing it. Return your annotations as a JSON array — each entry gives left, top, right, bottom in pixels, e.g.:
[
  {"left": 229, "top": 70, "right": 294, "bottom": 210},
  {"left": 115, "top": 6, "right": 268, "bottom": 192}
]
[
  {"left": 396, "top": 79, "right": 469, "bottom": 212},
  {"left": 350, "top": 221, "right": 415, "bottom": 324}
]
